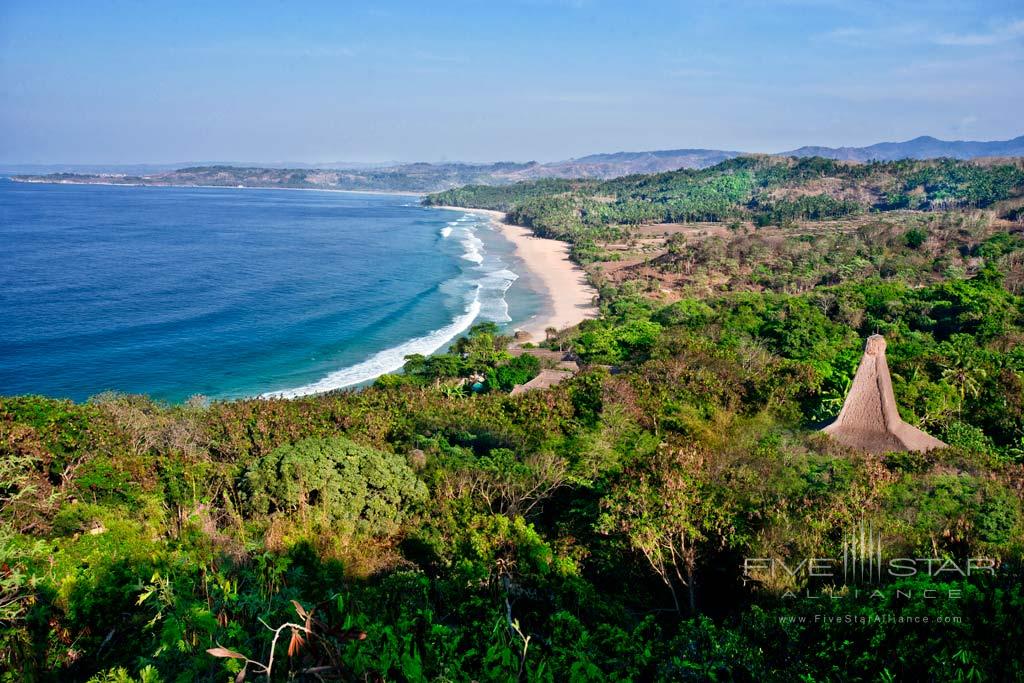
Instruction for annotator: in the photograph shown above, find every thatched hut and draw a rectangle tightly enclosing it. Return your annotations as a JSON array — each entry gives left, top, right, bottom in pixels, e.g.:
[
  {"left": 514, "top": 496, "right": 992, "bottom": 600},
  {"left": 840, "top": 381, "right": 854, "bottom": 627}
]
[
  {"left": 509, "top": 369, "right": 574, "bottom": 396},
  {"left": 822, "top": 335, "right": 946, "bottom": 454}
]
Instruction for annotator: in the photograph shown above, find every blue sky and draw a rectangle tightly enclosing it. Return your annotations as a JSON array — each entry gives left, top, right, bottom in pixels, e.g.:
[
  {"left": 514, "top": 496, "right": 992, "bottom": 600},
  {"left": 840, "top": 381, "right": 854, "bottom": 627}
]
[{"left": 1, "top": 0, "right": 1022, "bottom": 163}]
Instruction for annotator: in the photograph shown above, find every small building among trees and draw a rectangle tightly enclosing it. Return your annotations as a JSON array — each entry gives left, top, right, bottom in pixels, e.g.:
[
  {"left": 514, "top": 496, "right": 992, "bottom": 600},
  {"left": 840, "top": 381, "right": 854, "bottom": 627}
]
[{"left": 822, "top": 335, "right": 947, "bottom": 454}]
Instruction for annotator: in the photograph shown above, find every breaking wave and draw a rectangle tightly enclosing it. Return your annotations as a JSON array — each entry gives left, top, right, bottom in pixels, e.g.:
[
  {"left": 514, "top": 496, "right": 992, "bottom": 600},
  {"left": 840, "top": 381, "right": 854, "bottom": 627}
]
[
  {"left": 265, "top": 211, "right": 519, "bottom": 398},
  {"left": 263, "top": 288, "right": 482, "bottom": 398}
]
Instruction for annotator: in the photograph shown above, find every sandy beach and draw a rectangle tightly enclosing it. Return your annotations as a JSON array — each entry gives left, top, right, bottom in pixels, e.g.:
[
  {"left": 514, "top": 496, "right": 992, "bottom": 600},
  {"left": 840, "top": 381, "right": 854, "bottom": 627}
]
[{"left": 435, "top": 206, "right": 598, "bottom": 340}]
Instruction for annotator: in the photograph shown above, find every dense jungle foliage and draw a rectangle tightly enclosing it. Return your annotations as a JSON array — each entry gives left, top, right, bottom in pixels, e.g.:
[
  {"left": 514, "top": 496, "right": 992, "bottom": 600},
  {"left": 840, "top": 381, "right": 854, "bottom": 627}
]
[{"left": 3, "top": 157, "right": 1024, "bottom": 681}]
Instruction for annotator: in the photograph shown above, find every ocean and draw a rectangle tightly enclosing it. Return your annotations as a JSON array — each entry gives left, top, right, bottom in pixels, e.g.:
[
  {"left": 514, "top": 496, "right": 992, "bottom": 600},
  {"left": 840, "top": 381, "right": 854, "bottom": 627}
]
[{"left": 0, "top": 180, "right": 546, "bottom": 402}]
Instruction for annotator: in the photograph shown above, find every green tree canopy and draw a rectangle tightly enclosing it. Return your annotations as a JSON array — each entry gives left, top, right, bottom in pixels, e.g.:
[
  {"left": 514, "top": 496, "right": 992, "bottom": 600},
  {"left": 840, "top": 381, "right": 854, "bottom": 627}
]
[{"left": 242, "top": 436, "right": 427, "bottom": 535}]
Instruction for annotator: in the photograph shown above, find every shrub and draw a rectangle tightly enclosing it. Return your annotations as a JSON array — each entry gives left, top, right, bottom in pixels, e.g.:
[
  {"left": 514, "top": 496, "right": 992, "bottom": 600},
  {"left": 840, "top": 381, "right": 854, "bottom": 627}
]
[
  {"left": 655, "top": 299, "right": 714, "bottom": 328},
  {"left": 943, "top": 421, "right": 995, "bottom": 456},
  {"left": 975, "top": 485, "right": 1020, "bottom": 545},
  {"left": 489, "top": 354, "right": 541, "bottom": 392},
  {"left": 242, "top": 436, "right": 427, "bottom": 535},
  {"left": 904, "top": 227, "right": 927, "bottom": 249}
]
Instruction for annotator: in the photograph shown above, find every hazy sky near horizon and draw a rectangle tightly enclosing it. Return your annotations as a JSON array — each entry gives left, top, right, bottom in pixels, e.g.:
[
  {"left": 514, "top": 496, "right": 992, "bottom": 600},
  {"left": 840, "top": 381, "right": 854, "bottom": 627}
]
[{"left": 1, "top": 0, "right": 1022, "bottom": 164}]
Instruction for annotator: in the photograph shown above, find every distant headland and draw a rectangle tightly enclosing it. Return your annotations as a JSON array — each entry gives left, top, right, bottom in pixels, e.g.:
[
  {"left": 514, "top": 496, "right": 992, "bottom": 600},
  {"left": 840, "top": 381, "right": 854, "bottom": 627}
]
[{"left": 9, "top": 134, "right": 1023, "bottom": 194}]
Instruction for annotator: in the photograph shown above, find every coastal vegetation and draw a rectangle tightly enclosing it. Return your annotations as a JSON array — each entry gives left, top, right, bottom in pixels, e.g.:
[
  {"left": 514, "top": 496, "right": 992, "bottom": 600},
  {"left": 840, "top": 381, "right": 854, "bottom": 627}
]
[{"left": 3, "top": 155, "right": 1024, "bottom": 681}]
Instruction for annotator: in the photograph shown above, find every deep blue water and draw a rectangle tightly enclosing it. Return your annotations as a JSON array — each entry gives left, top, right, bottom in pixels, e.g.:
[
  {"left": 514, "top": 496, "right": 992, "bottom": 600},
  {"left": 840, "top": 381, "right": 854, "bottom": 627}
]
[{"left": 0, "top": 180, "right": 545, "bottom": 402}]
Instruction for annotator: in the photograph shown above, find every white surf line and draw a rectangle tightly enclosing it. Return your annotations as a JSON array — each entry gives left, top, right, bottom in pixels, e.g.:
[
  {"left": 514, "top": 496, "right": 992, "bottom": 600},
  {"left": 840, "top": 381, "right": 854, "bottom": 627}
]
[{"left": 262, "top": 288, "right": 482, "bottom": 398}]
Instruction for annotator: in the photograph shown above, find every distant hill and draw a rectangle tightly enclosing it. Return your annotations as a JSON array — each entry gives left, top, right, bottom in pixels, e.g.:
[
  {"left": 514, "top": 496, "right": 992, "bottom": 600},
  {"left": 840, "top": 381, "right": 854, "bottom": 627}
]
[
  {"left": 531, "top": 148, "right": 742, "bottom": 179},
  {"left": 425, "top": 155, "right": 1024, "bottom": 241},
  {"left": 8, "top": 162, "right": 553, "bottom": 193},
  {"left": 0, "top": 162, "right": 200, "bottom": 176},
  {"left": 6, "top": 154, "right": 736, "bottom": 193},
  {"left": 784, "top": 135, "right": 1024, "bottom": 162},
  {"left": 0, "top": 160, "right": 394, "bottom": 176},
  {"left": 9, "top": 136, "right": 1023, "bottom": 192}
]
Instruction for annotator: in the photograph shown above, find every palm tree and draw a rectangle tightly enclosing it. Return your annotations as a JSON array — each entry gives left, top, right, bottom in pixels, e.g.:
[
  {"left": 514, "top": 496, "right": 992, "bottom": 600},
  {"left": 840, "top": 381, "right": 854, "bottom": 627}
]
[
  {"left": 438, "top": 382, "right": 466, "bottom": 400},
  {"left": 939, "top": 340, "right": 987, "bottom": 417}
]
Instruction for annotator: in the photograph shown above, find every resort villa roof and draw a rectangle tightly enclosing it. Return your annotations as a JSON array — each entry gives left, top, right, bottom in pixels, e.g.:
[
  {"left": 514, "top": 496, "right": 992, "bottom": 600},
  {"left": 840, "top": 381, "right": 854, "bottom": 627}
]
[
  {"left": 822, "top": 335, "right": 947, "bottom": 454},
  {"left": 510, "top": 369, "right": 575, "bottom": 395}
]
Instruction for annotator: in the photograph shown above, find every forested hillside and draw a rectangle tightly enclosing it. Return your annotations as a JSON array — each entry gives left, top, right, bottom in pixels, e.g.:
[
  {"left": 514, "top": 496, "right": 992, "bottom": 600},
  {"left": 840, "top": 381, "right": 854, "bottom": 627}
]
[
  {"left": 426, "top": 156, "right": 1024, "bottom": 237},
  {"left": 3, "top": 155, "right": 1024, "bottom": 681}
]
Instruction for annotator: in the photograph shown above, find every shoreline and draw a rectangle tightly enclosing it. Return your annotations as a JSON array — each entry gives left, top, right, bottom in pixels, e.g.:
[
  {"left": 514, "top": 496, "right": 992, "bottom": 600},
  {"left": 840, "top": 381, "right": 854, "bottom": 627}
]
[
  {"left": 5, "top": 177, "right": 424, "bottom": 197},
  {"left": 1, "top": 178, "right": 596, "bottom": 400},
  {"left": 434, "top": 205, "right": 598, "bottom": 341}
]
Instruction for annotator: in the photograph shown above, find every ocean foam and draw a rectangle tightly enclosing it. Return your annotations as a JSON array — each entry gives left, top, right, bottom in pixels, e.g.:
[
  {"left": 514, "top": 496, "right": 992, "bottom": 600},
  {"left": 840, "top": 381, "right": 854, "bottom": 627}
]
[
  {"left": 459, "top": 229, "right": 485, "bottom": 264},
  {"left": 477, "top": 268, "right": 518, "bottom": 323},
  {"left": 263, "top": 288, "right": 482, "bottom": 398},
  {"left": 480, "top": 268, "right": 519, "bottom": 287},
  {"left": 440, "top": 226, "right": 453, "bottom": 238}
]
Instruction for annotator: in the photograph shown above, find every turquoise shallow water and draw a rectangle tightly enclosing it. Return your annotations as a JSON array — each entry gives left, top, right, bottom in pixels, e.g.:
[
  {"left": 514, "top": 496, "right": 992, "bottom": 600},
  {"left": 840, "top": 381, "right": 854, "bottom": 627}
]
[{"left": 0, "top": 180, "right": 545, "bottom": 402}]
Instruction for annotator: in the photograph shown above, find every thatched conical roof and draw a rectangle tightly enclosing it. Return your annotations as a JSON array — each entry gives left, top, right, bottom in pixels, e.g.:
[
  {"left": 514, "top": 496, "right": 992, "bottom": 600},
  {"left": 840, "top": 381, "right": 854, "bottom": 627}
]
[
  {"left": 509, "top": 369, "right": 574, "bottom": 396},
  {"left": 822, "top": 335, "right": 946, "bottom": 454}
]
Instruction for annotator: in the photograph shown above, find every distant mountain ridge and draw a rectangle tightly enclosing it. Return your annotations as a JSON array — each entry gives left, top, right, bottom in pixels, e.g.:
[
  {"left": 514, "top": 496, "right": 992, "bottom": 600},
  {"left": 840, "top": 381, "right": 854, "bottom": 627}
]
[
  {"left": 8, "top": 135, "right": 1022, "bottom": 192},
  {"left": 0, "top": 160, "right": 391, "bottom": 176},
  {"left": 783, "top": 135, "right": 1024, "bottom": 162},
  {"left": 537, "top": 148, "right": 743, "bottom": 178}
]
